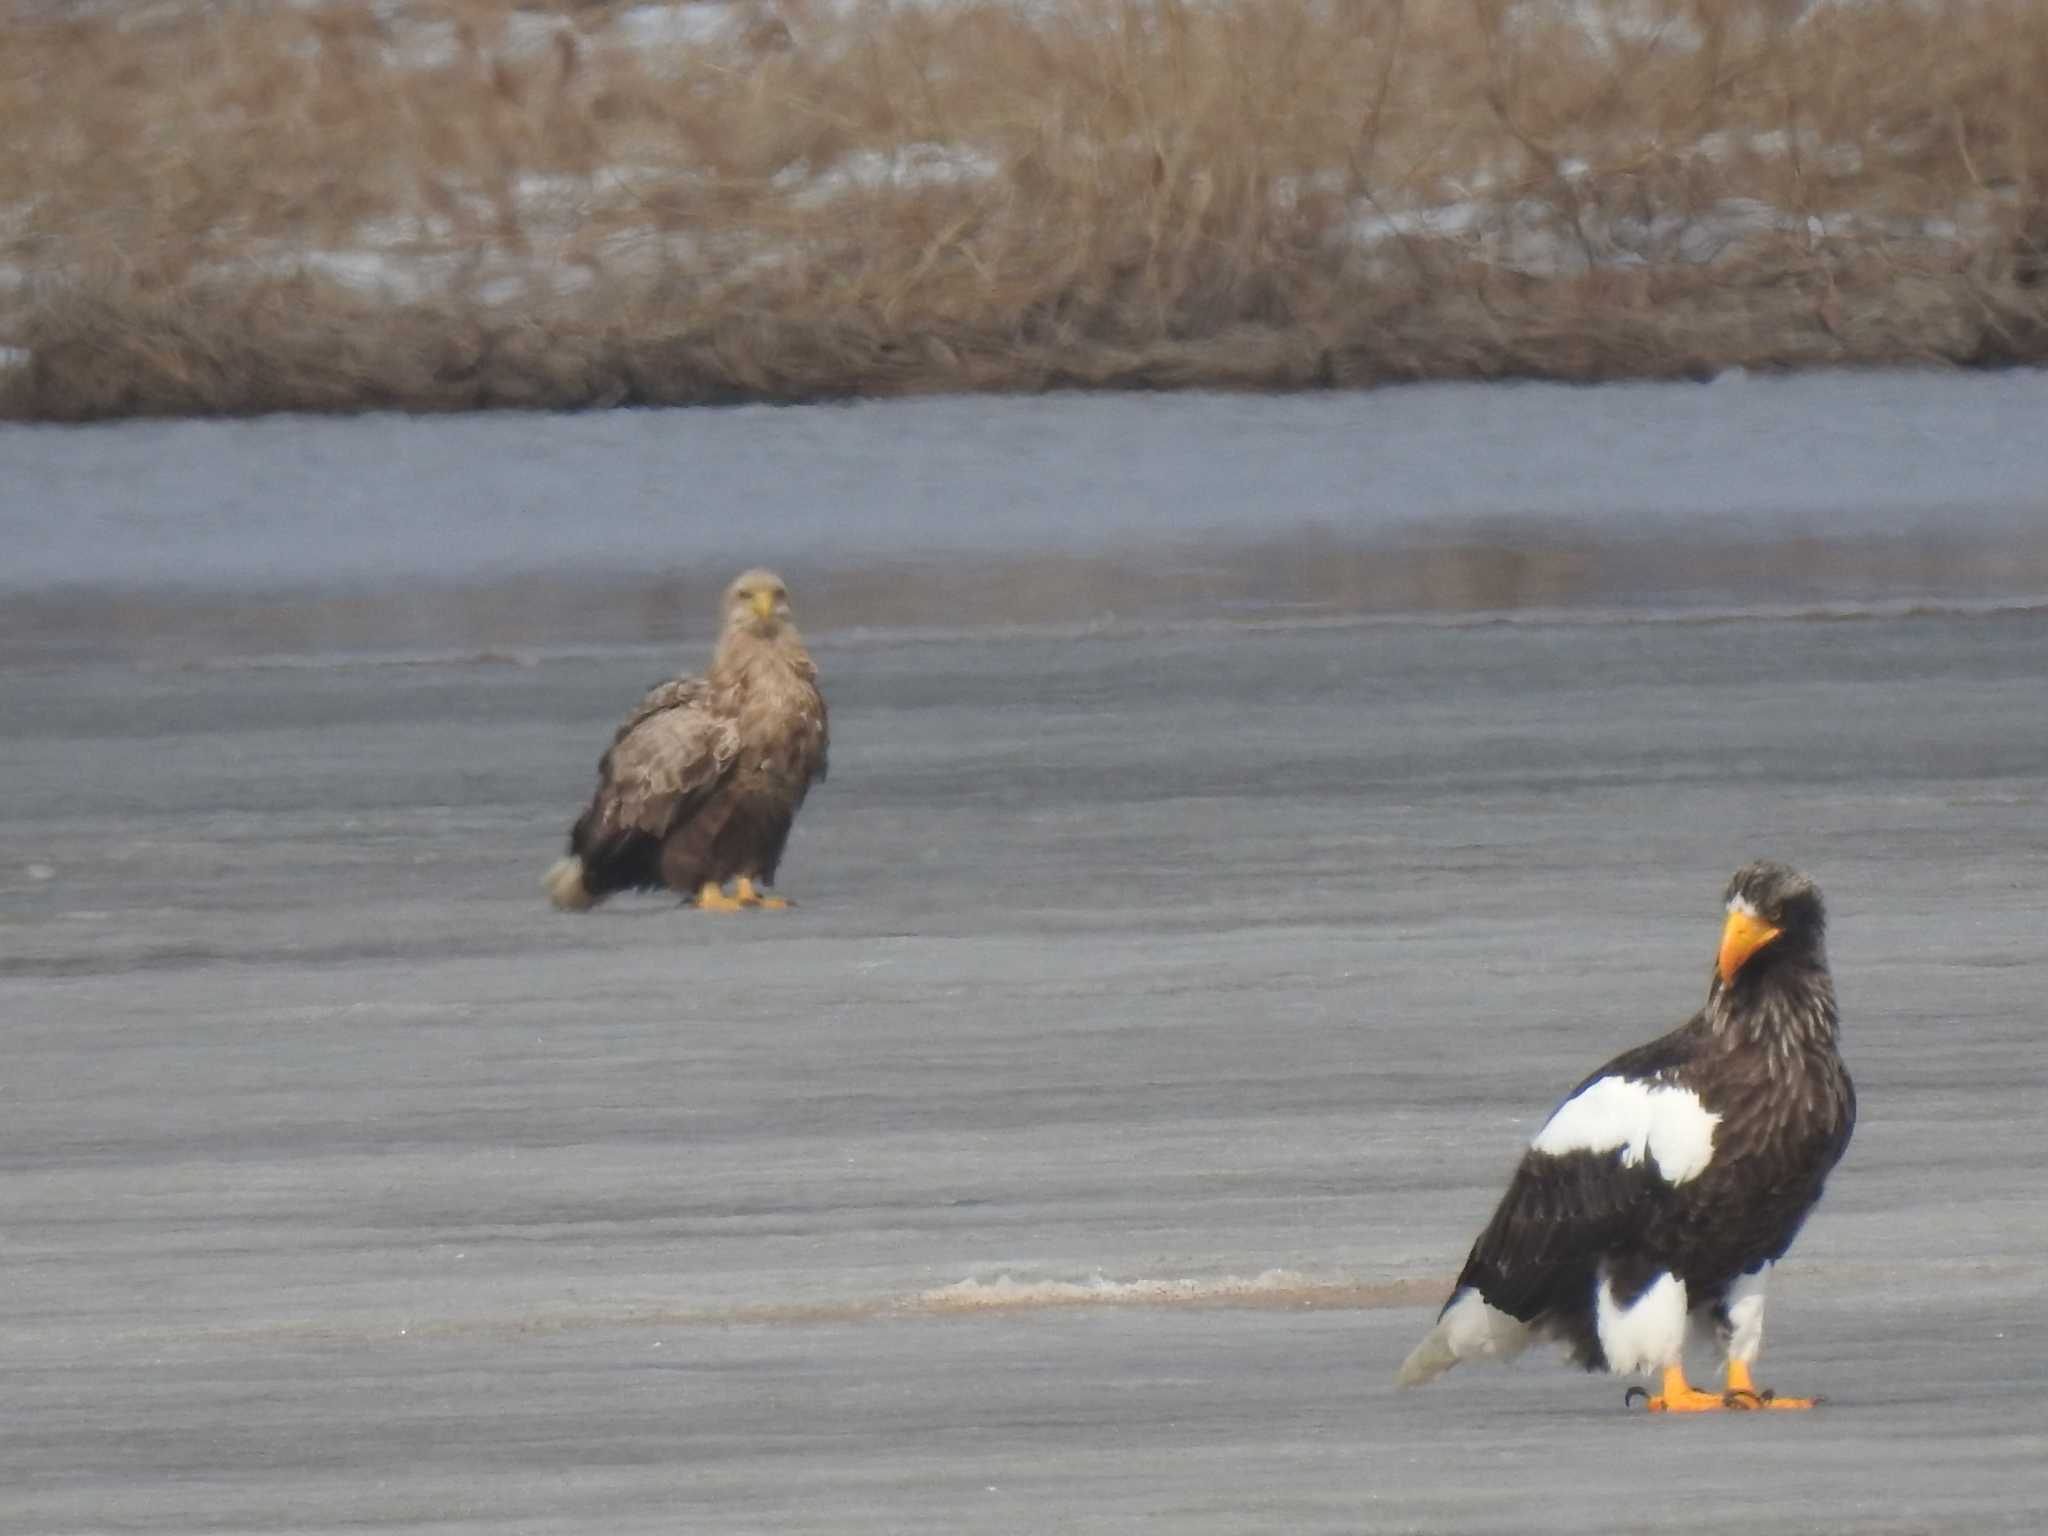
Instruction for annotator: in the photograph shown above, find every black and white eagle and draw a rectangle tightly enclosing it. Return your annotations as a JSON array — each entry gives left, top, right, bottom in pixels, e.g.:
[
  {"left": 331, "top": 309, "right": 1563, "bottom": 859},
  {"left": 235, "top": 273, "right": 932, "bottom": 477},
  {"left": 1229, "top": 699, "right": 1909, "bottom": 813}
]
[
  {"left": 544, "top": 568, "right": 828, "bottom": 913},
  {"left": 1397, "top": 861, "right": 1855, "bottom": 1412}
]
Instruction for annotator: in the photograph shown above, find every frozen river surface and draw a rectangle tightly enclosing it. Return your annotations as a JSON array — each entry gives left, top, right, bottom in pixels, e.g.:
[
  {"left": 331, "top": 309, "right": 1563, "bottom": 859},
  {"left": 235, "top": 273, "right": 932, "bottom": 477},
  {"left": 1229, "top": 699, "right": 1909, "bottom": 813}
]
[
  {"left": 2, "top": 378, "right": 2047, "bottom": 1533},
  {"left": 5, "top": 368, "right": 2048, "bottom": 591}
]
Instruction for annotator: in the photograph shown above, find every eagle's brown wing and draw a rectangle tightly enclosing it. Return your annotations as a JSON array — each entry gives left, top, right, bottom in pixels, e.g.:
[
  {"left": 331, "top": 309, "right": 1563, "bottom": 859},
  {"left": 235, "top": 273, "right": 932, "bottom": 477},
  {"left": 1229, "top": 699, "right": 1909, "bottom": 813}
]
[
  {"left": 611, "top": 677, "right": 709, "bottom": 745},
  {"left": 793, "top": 655, "right": 829, "bottom": 786},
  {"left": 587, "top": 677, "right": 740, "bottom": 842}
]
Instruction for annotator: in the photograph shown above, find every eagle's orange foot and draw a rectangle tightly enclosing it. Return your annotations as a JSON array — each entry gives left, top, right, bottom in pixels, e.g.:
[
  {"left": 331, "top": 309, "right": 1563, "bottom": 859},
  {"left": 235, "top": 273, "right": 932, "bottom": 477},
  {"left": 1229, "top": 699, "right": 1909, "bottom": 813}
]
[
  {"left": 1632, "top": 1366, "right": 1745, "bottom": 1413},
  {"left": 1644, "top": 1386, "right": 1734, "bottom": 1414},
  {"left": 1726, "top": 1363, "right": 1821, "bottom": 1410},
  {"left": 1730, "top": 1389, "right": 1821, "bottom": 1411},
  {"left": 1633, "top": 1364, "right": 1824, "bottom": 1413},
  {"left": 695, "top": 882, "right": 747, "bottom": 912},
  {"left": 733, "top": 878, "right": 791, "bottom": 910}
]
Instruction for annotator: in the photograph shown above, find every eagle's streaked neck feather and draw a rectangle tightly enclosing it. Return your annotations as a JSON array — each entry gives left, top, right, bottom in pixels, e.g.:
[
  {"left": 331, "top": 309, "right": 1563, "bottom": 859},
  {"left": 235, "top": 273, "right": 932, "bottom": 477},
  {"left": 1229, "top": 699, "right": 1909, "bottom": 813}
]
[
  {"left": 1707, "top": 955, "right": 1838, "bottom": 1056},
  {"left": 709, "top": 622, "right": 820, "bottom": 750},
  {"left": 712, "top": 620, "right": 814, "bottom": 679}
]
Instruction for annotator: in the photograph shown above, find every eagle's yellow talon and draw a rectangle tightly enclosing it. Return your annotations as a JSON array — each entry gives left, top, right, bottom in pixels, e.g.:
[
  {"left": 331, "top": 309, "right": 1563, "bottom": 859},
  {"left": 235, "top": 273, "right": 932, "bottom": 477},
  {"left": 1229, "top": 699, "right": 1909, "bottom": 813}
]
[
  {"left": 733, "top": 878, "right": 790, "bottom": 910},
  {"left": 1646, "top": 1393, "right": 1732, "bottom": 1413},
  {"left": 696, "top": 882, "right": 746, "bottom": 912},
  {"left": 1644, "top": 1366, "right": 1737, "bottom": 1413},
  {"left": 1640, "top": 1364, "right": 1820, "bottom": 1413},
  {"left": 1726, "top": 1361, "right": 1818, "bottom": 1410}
]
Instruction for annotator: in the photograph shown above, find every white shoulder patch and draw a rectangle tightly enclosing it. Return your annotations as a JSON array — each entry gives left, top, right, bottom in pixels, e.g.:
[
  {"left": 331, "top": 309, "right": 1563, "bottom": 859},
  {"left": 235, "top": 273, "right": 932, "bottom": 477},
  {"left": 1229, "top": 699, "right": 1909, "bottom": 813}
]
[{"left": 1530, "top": 1075, "right": 1721, "bottom": 1185}]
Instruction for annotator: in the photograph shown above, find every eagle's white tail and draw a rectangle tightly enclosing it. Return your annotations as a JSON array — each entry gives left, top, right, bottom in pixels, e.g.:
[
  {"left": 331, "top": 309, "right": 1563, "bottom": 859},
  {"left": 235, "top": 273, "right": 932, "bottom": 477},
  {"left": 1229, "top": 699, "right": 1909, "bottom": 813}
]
[
  {"left": 544, "top": 856, "right": 596, "bottom": 912},
  {"left": 1395, "top": 1288, "right": 1532, "bottom": 1388},
  {"left": 1396, "top": 1327, "right": 1461, "bottom": 1388}
]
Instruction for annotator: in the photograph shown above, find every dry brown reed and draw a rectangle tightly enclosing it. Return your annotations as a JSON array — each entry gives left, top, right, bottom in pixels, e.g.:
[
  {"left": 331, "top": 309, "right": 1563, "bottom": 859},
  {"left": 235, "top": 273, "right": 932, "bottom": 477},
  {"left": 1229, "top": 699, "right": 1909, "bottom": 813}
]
[{"left": 2, "top": 0, "right": 2045, "bottom": 419}]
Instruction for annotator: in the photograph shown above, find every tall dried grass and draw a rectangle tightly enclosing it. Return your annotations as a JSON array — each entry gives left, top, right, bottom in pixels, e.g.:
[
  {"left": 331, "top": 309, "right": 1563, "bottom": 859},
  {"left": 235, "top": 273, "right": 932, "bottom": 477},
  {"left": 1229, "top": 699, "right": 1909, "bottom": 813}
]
[{"left": 2, "top": 0, "right": 2045, "bottom": 418}]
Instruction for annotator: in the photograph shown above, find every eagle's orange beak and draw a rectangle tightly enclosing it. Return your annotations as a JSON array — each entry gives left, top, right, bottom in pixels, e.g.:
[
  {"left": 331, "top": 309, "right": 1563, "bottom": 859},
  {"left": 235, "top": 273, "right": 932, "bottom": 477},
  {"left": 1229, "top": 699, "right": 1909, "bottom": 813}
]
[
  {"left": 1717, "top": 908, "right": 1781, "bottom": 984},
  {"left": 750, "top": 589, "right": 776, "bottom": 622}
]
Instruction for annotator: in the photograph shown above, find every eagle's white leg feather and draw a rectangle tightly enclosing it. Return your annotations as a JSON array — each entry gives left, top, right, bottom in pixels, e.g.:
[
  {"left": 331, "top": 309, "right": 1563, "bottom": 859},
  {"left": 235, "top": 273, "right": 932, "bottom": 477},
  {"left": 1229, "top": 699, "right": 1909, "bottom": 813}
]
[
  {"left": 1396, "top": 1287, "right": 1532, "bottom": 1387},
  {"left": 544, "top": 856, "right": 596, "bottom": 912},
  {"left": 1722, "top": 1265, "right": 1770, "bottom": 1365},
  {"left": 1595, "top": 1270, "right": 1688, "bottom": 1377}
]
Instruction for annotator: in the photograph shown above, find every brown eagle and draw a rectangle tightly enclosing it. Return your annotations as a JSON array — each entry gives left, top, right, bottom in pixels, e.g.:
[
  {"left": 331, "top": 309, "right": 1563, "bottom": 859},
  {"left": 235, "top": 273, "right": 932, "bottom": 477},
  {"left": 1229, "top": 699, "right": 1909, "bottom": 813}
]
[
  {"left": 1397, "top": 861, "right": 1855, "bottom": 1412},
  {"left": 543, "top": 568, "right": 828, "bottom": 912}
]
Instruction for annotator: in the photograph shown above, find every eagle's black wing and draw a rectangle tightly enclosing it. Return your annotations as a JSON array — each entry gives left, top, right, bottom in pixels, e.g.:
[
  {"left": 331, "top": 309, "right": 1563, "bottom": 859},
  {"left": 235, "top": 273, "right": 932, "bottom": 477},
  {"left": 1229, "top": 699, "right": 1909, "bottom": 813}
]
[{"left": 1448, "top": 1020, "right": 1710, "bottom": 1329}]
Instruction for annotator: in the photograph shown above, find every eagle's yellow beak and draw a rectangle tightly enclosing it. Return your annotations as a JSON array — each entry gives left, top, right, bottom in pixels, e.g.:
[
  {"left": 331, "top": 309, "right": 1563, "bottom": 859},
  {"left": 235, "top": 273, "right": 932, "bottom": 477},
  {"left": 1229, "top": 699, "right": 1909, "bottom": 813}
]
[
  {"left": 750, "top": 589, "right": 776, "bottom": 622},
  {"left": 1717, "top": 908, "right": 1781, "bottom": 984}
]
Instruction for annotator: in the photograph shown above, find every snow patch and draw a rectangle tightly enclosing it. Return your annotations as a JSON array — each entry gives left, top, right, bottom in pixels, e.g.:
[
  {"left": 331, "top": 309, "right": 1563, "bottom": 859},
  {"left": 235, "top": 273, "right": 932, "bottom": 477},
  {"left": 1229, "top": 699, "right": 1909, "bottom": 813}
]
[
  {"left": 616, "top": 1, "right": 748, "bottom": 53},
  {"left": 1350, "top": 190, "right": 1991, "bottom": 275},
  {"left": 914, "top": 1268, "right": 1315, "bottom": 1312},
  {"left": 778, "top": 144, "right": 1002, "bottom": 209}
]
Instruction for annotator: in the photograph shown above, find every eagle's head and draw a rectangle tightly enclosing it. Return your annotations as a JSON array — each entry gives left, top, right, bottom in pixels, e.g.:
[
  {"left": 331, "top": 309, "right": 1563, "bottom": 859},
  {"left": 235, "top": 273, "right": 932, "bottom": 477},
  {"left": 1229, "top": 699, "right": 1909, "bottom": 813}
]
[
  {"left": 723, "top": 568, "right": 795, "bottom": 639},
  {"left": 1716, "top": 861, "right": 1827, "bottom": 987}
]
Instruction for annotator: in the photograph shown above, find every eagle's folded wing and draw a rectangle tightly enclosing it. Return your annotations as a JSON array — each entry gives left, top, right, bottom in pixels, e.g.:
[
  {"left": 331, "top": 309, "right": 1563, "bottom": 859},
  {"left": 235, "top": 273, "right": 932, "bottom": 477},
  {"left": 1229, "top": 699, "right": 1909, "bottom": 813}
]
[
  {"left": 591, "top": 686, "right": 739, "bottom": 842},
  {"left": 1456, "top": 1030, "right": 1710, "bottom": 1322}
]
